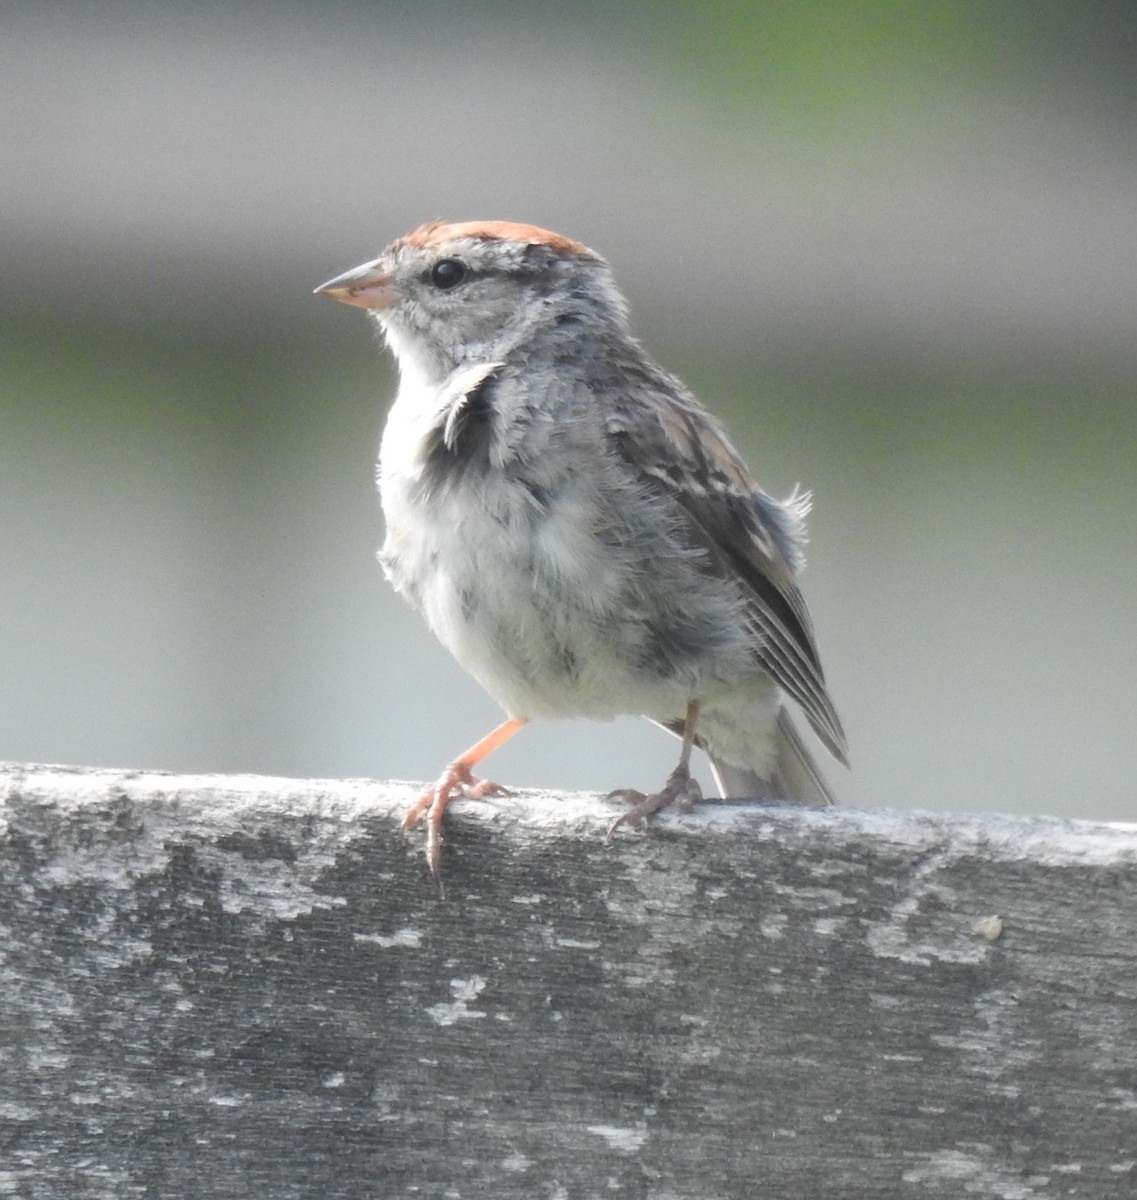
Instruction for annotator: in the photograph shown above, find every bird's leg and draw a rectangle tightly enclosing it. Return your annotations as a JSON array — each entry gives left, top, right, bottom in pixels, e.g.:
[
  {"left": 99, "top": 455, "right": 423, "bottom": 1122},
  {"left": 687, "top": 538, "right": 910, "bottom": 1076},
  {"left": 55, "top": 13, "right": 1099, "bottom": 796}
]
[
  {"left": 605, "top": 701, "right": 703, "bottom": 843},
  {"left": 401, "top": 716, "right": 528, "bottom": 892}
]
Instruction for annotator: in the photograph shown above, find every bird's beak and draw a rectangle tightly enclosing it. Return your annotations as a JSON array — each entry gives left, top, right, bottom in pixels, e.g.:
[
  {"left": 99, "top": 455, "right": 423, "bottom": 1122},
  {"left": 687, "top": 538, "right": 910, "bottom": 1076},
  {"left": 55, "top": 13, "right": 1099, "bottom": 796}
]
[{"left": 313, "top": 258, "right": 398, "bottom": 309}]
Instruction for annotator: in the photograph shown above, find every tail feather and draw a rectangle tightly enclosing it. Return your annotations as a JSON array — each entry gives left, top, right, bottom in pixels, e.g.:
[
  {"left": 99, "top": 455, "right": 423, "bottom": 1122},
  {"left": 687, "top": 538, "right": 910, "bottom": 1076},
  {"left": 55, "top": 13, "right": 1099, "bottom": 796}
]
[{"left": 708, "top": 708, "right": 836, "bottom": 806}]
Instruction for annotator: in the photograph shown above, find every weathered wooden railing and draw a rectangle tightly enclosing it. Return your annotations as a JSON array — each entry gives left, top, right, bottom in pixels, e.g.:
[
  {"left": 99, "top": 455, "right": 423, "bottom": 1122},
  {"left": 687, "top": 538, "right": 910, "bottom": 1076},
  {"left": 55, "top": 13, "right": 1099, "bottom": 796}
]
[{"left": 2, "top": 763, "right": 1134, "bottom": 1198}]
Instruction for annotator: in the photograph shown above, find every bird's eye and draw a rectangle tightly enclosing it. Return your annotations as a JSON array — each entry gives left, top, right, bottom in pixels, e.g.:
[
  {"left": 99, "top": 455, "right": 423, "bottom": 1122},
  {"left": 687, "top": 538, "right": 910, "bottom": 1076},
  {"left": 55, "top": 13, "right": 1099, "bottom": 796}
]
[{"left": 429, "top": 259, "right": 466, "bottom": 289}]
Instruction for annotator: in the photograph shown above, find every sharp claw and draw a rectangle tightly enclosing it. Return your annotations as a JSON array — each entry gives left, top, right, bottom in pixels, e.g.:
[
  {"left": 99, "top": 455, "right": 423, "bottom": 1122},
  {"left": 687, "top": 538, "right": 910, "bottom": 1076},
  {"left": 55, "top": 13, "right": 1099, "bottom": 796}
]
[
  {"left": 464, "top": 778, "right": 508, "bottom": 801},
  {"left": 397, "top": 720, "right": 527, "bottom": 892},
  {"left": 401, "top": 763, "right": 503, "bottom": 892},
  {"left": 400, "top": 791, "right": 431, "bottom": 833},
  {"left": 425, "top": 790, "right": 446, "bottom": 895},
  {"left": 604, "top": 794, "right": 667, "bottom": 842},
  {"left": 604, "top": 767, "right": 703, "bottom": 843},
  {"left": 427, "top": 842, "right": 446, "bottom": 899}
]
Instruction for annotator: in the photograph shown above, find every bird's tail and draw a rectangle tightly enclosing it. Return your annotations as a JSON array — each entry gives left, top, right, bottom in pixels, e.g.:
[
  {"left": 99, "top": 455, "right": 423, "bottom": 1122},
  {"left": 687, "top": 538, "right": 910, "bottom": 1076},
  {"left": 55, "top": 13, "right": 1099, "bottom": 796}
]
[{"left": 708, "top": 707, "right": 836, "bottom": 806}]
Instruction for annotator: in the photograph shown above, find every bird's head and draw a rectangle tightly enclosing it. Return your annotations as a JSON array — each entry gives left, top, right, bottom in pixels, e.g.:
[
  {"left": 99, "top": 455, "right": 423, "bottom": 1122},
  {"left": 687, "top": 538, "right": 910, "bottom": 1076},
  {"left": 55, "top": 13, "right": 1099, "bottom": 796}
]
[{"left": 316, "top": 220, "right": 627, "bottom": 384}]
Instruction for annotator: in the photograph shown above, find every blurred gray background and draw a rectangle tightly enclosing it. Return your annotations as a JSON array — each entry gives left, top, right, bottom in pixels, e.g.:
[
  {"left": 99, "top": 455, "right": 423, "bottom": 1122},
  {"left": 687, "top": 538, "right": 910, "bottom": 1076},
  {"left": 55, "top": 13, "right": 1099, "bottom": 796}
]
[{"left": 3, "top": 1, "right": 1135, "bottom": 821}]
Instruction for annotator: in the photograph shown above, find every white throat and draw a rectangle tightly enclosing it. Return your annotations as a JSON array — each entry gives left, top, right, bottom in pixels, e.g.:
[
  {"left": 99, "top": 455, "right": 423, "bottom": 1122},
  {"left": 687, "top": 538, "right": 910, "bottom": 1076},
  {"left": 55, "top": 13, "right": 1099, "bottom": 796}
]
[{"left": 376, "top": 315, "right": 446, "bottom": 395}]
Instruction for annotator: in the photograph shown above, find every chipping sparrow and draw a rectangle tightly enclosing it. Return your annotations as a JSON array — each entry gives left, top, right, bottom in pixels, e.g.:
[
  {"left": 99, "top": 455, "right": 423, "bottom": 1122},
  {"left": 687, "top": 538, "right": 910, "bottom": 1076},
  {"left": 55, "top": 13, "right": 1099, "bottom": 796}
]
[{"left": 316, "top": 220, "right": 847, "bottom": 885}]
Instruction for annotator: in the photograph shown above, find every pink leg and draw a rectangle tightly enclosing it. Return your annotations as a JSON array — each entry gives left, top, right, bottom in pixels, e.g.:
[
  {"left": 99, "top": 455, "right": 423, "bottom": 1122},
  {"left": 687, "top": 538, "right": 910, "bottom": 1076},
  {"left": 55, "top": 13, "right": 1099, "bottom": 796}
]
[
  {"left": 402, "top": 717, "right": 529, "bottom": 891},
  {"left": 605, "top": 701, "right": 703, "bottom": 843}
]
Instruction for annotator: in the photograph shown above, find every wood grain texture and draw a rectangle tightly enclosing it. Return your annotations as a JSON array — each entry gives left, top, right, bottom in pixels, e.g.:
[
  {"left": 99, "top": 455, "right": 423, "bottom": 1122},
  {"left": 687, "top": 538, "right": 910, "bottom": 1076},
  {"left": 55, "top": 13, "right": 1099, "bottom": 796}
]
[{"left": 2, "top": 762, "right": 1135, "bottom": 1199}]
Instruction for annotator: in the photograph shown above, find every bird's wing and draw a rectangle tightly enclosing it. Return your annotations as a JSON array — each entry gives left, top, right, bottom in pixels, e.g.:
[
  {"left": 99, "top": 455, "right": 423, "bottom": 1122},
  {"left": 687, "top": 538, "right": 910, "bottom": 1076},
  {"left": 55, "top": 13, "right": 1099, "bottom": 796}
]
[{"left": 605, "top": 384, "right": 848, "bottom": 764}]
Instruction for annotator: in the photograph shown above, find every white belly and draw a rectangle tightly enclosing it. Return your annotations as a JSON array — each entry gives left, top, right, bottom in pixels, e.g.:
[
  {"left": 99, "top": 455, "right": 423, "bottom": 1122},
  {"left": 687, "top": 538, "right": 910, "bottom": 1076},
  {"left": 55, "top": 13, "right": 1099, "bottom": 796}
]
[
  {"left": 381, "top": 464, "right": 701, "bottom": 721},
  {"left": 375, "top": 372, "right": 755, "bottom": 725}
]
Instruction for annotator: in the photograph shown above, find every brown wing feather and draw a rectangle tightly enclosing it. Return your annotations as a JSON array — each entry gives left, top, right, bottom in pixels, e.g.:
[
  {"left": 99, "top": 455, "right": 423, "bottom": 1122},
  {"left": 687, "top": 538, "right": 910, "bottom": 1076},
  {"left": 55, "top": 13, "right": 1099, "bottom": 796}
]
[{"left": 607, "top": 385, "right": 848, "bottom": 764}]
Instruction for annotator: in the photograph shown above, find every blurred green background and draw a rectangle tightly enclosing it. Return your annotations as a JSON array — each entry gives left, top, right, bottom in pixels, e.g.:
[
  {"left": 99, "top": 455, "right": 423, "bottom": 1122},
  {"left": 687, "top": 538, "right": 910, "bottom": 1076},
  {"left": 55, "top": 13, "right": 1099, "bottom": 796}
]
[{"left": 3, "top": 1, "right": 1135, "bottom": 820}]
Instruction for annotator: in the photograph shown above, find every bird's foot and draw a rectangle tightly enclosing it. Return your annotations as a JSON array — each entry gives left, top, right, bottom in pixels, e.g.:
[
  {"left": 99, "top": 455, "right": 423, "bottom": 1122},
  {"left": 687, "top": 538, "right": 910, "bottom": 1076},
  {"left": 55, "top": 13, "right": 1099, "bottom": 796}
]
[
  {"left": 402, "top": 764, "right": 507, "bottom": 894},
  {"left": 604, "top": 765, "right": 703, "bottom": 843}
]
